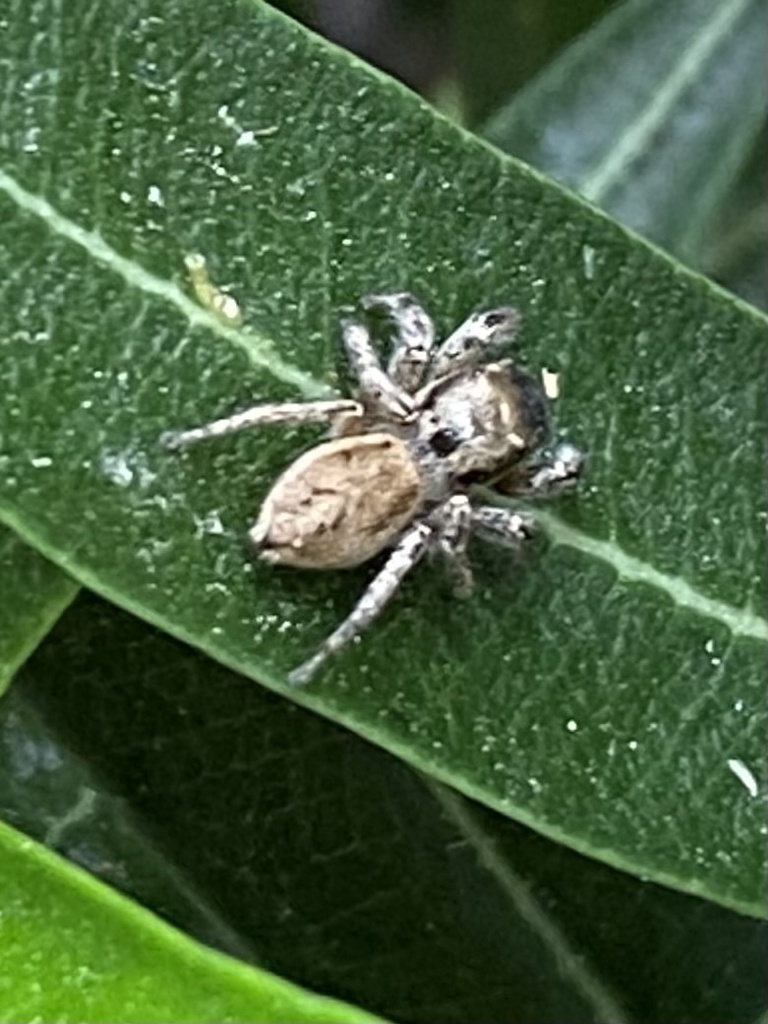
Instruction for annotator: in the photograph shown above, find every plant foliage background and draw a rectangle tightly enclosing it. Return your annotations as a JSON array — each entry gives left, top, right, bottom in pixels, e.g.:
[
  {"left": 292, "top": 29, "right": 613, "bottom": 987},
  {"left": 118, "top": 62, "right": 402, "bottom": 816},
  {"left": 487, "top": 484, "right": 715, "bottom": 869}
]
[{"left": 0, "top": 0, "right": 766, "bottom": 1022}]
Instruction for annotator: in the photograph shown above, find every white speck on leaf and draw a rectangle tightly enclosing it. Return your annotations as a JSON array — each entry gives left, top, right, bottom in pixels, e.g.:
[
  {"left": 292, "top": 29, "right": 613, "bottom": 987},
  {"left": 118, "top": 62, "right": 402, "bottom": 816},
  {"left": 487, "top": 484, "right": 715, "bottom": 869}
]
[
  {"left": 217, "top": 103, "right": 233, "bottom": 124},
  {"left": 541, "top": 368, "right": 560, "bottom": 399},
  {"left": 99, "top": 448, "right": 156, "bottom": 490},
  {"left": 705, "top": 637, "right": 723, "bottom": 666},
  {"left": 582, "top": 245, "right": 596, "bottom": 279},
  {"left": 194, "top": 510, "right": 225, "bottom": 537},
  {"left": 21, "top": 126, "right": 40, "bottom": 153},
  {"left": 727, "top": 759, "right": 758, "bottom": 797}
]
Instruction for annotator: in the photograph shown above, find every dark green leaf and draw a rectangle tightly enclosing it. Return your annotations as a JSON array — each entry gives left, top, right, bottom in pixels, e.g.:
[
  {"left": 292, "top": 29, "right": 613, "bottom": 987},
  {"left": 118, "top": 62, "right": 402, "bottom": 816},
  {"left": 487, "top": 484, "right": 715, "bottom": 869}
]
[
  {"left": 0, "top": 683, "right": 260, "bottom": 963},
  {"left": 0, "top": 525, "right": 77, "bottom": 692},
  {"left": 702, "top": 127, "right": 768, "bottom": 311},
  {"left": 4, "top": 594, "right": 766, "bottom": 1024},
  {"left": 482, "top": 0, "right": 768, "bottom": 262},
  {"left": 0, "top": 0, "right": 765, "bottom": 919},
  {"left": 0, "top": 816, "right": 383, "bottom": 1024},
  {"left": 452, "top": 0, "right": 614, "bottom": 126}
]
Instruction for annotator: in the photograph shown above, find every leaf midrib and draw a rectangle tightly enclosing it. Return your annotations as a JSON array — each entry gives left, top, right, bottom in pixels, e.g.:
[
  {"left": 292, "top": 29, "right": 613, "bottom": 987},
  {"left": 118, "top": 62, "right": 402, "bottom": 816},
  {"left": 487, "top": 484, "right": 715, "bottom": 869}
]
[
  {"left": 1, "top": 166, "right": 766, "bottom": 649},
  {"left": 0, "top": 498, "right": 763, "bottom": 917},
  {"left": 0, "top": 168, "right": 331, "bottom": 400}
]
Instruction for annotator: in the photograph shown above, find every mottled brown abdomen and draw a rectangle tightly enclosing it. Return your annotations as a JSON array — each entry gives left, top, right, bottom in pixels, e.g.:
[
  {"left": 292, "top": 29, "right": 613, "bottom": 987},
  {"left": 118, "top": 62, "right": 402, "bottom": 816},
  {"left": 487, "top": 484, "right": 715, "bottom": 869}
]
[{"left": 250, "top": 433, "right": 422, "bottom": 569}]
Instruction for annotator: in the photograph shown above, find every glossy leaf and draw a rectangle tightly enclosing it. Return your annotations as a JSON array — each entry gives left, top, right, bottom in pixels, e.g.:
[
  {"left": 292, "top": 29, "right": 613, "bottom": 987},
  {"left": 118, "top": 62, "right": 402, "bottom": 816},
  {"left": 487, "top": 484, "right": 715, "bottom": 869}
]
[
  {"left": 4, "top": 594, "right": 766, "bottom": 1024},
  {"left": 453, "top": 0, "right": 614, "bottom": 125},
  {"left": 0, "top": 526, "right": 77, "bottom": 693},
  {"left": 0, "top": 0, "right": 766, "bottom": 922},
  {"left": 482, "top": 0, "right": 768, "bottom": 262},
  {"left": 702, "top": 129, "right": 768, "bottom": 311},
  {"left": 0, "top": 818, "right": 383, "bottom": 1024}
]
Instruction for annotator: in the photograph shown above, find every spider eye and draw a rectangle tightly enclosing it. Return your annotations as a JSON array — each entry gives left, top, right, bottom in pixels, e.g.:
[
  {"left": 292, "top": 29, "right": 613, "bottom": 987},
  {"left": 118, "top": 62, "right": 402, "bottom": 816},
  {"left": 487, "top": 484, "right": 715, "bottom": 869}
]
[
  {"left": 483, "top": 312, "right": 508, "bottom": 328},
  {"left": 480, "top": 308, "right": 519, "bottom": 331},
  {"left": 429, "top": 426, "right": 461, "bottom": 456}
]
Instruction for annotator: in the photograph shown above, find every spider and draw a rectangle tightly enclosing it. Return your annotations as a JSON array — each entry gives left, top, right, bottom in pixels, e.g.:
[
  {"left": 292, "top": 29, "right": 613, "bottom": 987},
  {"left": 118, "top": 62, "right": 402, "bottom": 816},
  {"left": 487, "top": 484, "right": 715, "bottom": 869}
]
[{"left": 163, "top": 293, "right": 584, "bottom": 685}]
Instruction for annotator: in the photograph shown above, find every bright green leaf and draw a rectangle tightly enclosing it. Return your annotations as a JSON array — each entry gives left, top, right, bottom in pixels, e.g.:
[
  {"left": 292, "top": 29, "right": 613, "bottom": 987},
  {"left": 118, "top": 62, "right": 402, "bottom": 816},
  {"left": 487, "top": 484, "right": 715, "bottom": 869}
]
[
  {"left": 0, "top": 0, "right": 765, "bottom": 919},
  {"left": 0, "top": 526, "right": 77, "bottom": 693},
  {"left": 0, "top": 818, "right": 384, "bottom": 1024},
  {"left": 481, "top": 0, "right": 768, "bottom": 263},
  {"left": 5, "top": 594, "right": 766, "bottom": 1024}
]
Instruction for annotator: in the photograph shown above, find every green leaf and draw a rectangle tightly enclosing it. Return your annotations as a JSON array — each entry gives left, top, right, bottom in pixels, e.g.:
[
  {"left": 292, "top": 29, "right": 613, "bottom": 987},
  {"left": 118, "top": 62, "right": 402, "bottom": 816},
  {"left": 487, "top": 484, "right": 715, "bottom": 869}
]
[
  {"left": 11, "top": 0, "right": 759, "bottom": 667},
  {"left": 0, "top": 818, "right": 384, "bottom": 1024},
  {"left": 0, "top": 0, "right": 765, "bottom": 922},
  {"left": 0, "top": 525, "right": 77, "bottom": 693},
  {"left": 481, "top": 0, "right": 768, "bottom": 262},
  {"left": 5, "top": 594, "right": 766, "bottom": 1024},
  {"left": 702, "top": 128, "right": 768, "bottom": 311},
  {"left": 452, "top": 0, "right": 615, "bottom": 126},
  {"left": 0, "top": 681, "right": 264, "bottom": 963}
]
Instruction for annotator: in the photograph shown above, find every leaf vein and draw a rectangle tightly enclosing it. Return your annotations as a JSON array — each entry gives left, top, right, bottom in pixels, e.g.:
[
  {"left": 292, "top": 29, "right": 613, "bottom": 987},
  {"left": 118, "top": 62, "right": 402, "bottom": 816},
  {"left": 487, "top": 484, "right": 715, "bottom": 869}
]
[
  {"left": 3, "top": 171, "right": 765, "bottom": 644},
  {"left": 536, "top": 509, "right": 768, "bottom": 642},
  {"left": 581, "top": 0, "right": 753, "bottom": 202},
  {"left": 426, "top": 781, "right": 634, "bottom": 1024},
  {"left": 0, "top": 167, "right": 332, "bottom": 398}
]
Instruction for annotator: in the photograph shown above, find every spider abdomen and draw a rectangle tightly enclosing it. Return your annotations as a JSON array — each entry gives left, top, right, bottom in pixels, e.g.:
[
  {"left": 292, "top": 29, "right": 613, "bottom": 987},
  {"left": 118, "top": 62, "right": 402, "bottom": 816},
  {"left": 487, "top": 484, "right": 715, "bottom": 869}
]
[{"left": 250, "top": 433, "right": 422, "bottom": 570}]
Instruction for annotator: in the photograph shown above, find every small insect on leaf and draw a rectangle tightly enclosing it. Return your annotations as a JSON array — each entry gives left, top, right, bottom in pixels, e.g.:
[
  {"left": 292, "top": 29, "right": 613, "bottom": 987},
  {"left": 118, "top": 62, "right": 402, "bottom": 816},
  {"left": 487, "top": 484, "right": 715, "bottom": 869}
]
[{"left": 184, "top": 252, "right": 244, "bottom": 326}]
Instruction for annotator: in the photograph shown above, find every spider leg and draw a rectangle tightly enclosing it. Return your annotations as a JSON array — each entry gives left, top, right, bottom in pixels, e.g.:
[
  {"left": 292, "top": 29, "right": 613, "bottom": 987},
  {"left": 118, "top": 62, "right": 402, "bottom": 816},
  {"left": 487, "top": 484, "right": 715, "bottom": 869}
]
[
  {"left": 287, "top": 521, "right": 433, "bottom": 685},
  {"left": 427, "top": 307, "right": 521, "bottom": 381},
  {"left": 429, "top": 494, "right": 475, "bottom": 597},
  {"left": 518, "top": 440, "right": 585, "bottom": 498},
  {"left": 470, "top": 506, "right": 535, "bottom": 547},
  {"left": 161, "top": 399, "right": 362, "bottom": 450},
  {"left": 342, "top": 320, "right": 415, "bottom": 420},
  {"left": 362, "top": 292, "right": 436, "bottom": 392}
]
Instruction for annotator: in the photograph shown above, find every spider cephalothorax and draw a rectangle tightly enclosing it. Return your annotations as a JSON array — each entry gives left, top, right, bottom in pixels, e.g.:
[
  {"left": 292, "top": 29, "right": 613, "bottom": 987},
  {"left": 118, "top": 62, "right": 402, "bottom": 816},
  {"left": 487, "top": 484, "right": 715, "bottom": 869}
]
[{"left": 164, "top": 293, "right": 583, "bottom": 684}]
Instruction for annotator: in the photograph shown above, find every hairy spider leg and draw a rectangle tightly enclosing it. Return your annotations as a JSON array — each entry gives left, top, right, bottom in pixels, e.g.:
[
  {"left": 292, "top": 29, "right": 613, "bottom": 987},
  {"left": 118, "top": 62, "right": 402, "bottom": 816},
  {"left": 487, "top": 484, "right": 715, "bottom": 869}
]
[
  {"left": 470, "top": 506, "right": 535, "bottom": 547},
  {"left": 161, "top": 399, "right": 363, "bottom": 450},
  {"left": 287, "top": 520, "right": 433, "bottom": 685},
  {"left": 427, "top": 307, "right": 521, "bottom": 382},
  {"left": 287, "top": 488, "right": 507, "bottom": 685},
  {"left": 362, "top": 292, "right": 436, "bottom": 392},
  {"left": 342, "top": 320, "right": 416, "bottom": 420},
  {"left": 518, "top": 440, "right": 584, "bottom": 498},
  {"left": 431, "top": 494, "right": 474, "bottom": 597}
]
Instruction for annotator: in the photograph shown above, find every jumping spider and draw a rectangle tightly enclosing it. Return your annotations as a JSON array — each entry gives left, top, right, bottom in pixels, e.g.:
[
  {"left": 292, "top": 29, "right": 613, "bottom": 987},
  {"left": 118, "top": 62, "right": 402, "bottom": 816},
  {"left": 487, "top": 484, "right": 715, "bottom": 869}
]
[{"left": 163, "top": 294, "right": 583, "bottom": 685}]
